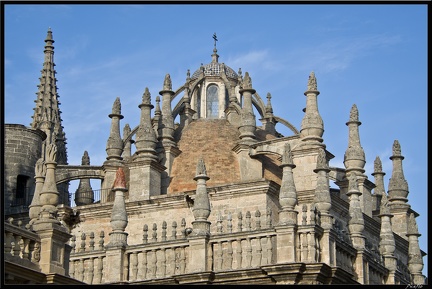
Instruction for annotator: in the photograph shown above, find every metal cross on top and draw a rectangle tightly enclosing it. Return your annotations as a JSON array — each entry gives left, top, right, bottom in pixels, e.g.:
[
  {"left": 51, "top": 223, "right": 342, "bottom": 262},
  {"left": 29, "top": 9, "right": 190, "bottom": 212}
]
[{"left": 213, "top": 33, "right": 218, "bottom": 48}]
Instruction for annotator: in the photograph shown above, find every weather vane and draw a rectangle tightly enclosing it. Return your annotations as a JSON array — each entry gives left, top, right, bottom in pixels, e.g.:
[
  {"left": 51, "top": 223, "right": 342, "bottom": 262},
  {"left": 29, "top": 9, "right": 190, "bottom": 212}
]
[{"left": 213, "top": 32, "right": 218, "bottom": 48}]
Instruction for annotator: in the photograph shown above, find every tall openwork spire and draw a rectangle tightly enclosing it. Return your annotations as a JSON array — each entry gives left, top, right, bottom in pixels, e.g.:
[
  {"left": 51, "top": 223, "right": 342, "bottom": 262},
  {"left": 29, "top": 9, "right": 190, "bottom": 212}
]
[{"left": 31, "top": 28, "right": 67, "bottom": 164}]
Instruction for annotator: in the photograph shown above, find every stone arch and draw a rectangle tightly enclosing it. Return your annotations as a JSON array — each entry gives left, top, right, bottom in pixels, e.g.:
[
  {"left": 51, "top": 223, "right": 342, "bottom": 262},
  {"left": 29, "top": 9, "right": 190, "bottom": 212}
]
[{"left": 55, "top": 165, "right": 104, "bottom": 184}]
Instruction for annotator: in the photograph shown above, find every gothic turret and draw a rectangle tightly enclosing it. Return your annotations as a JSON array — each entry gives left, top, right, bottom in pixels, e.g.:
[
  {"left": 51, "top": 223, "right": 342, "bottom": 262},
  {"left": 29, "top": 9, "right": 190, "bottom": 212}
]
[
  {"left": 406, "top": 213, "right": 425, "bottom": 284},
  {"left": 371, "top": 156, "right": 385, "bottom": 211},
  {"left": 134, "top": 87, "right": 158, "bottom": 162},
  {"left": 347, "top": 174, "right": 365, "bottom": 248},
  {"left": 313, "top": 148, "right": 332, "bottom": 221},
  {"left": 388, "top": 140, "right": 409, "bottom": 204},
  {"left": 107, "top": 167, "right": 128, "bottom": 247},
  {"left": 106, "top": 97, "right": 124, "bottom": 162},
  {"left": 238, "top": 72, "right": 257, "bottom": 145},
  {"left": 192, "top": 158, "right": 211, "bottom": 236},
  {"left": 29, "top": 158, "right": 45, "bottom": 226},
  {"left": 102, "top": 97, "right": 124, "bottom": 200},
  {"left": 344, "top": 104, "right": 365, "bottom": 174},
  {"left": 343, "top": 104, "right": 373, "bottom": 216},
  {"left": 159, "top": 74, "right": 176, "bottom": 148},
  {"left": 129, "top": 88, "right": 165, "bottom": 201},
  {"left": 121, "top": 123, "right": 133, "bottom": 161},
  {"left": 300, "top": 71, "right": 324, "bottom": 147},
  {"left": 378, "top": 192, "right": 397, "bottom": 284},
  {"left": 387, "top": 140, "right": 411, "bottom": 239},
  {"left": 278, "top": 143, "right": 298, "bottom": 225},
  {"left": 260, "top": 92, "right": 277, "bottom": 135}
]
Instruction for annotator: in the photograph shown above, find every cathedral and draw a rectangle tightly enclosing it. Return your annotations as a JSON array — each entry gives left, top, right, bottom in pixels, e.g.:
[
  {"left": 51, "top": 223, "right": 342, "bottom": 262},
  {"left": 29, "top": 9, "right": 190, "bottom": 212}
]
[{"left": 4, "top": 29, "right": 426, "bottom": 285}]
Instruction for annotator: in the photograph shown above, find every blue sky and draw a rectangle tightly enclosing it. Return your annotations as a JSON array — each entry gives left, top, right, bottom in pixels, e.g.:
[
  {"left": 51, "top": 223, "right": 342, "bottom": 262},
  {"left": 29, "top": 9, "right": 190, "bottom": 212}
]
[{"left": 3, "top": 4, "right": 428, "bottom": 277}]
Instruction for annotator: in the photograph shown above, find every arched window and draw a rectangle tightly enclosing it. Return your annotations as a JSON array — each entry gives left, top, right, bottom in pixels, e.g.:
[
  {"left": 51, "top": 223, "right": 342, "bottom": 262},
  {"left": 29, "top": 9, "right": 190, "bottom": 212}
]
[
  {"left": 14, "top": 175, "right": 30, "bottom": 206},
  {"left": 206, "top": 84, "right": 219, "bottom": 119}
]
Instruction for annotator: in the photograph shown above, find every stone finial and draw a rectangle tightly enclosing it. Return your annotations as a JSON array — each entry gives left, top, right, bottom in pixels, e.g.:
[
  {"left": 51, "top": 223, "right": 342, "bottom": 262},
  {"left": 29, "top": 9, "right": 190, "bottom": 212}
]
[
  {"left": 379, "top": 192, "right": 391, "bottom": 215},
  {"left": 374, "top": 156, "right": 383, "bottom": 172},
  {"left": 307, "top": 71, "right": 317, "bottom": 91},
  {"left": 392, "top": 140, "right": 401, "bottom": 156},
  {"left": 406, "top": 212, "right": 424, "bottom": 284},
  {"left": 347, "top": 173, "right": 359, "bottom": 193},
  {"left": 313, "top": 148, "right": 332, "bottom": 219},
  {"left": 112, "top": 97, "right": 121, "bottom": 115},
  {"left": 407, "top": 213, "right": 419, "bottom": 235},
  {"left": 142, "top": 87, "right": 151, "bottom": 105},
  {"left": 196, "top": 157, "right": 207, "bottom": 177},
  {"left": 279, "top": 142, "right": 298, "bottom": 224},
  {"left": 265, "top": 93, "right": 273, "bottom": 115},
  {"left": 163, "top": 73, "right": 172, "bottom": 91},
  {"left": 113, "top": 167, "right": 127, "bottom": 189},
  {"left": 123, "top": 123, "right": 131, "bottom": 139},
  {"left": 281, "top": 143, "right": 294, "bottom": 166},
  {"left": 46, "top": 143, "right": 57, "bottom": 163},
  {"left": 186, "top": 69, "right": 191, "bottom": 81},
  {"left": 347, "top": 173, "right": 365, "bottom": 240},
  {"left": 388, "top": 139, "right": 409, "bottom": 203},
  {"left": 242, "top": 72, "right": 252, "bottom": 89},
  {"left": 35, "top": 158, "right": 46, "bottom": 177},
  {"left": 29, "top": 158, "right": 46, "bottom": 223},
  {"left": 155, "top": 95, "right": 161, "bottom": 113},
  {"left": 349, "top": 104, "right": 359, "bottom": 122},
  {"left": 108, "top": 167, "right": 128, "bottom": 247},
  {"left": 344, "top": 104, "right": 365, "bottom": 172},
  {"left": 192, "top": 158, "right": 211, "bottom": 236},
  {"left": 82, "top": 151, "right": 90, "bottom": 165},
  {"left": 315, "top": 148, "right": 328, "bottom": 171}
]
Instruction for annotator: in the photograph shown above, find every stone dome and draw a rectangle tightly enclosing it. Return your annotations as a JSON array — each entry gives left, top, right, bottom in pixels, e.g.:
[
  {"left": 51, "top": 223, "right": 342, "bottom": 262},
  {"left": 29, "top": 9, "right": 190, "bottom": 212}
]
[{"left": 190, "top": 61, "right": 238, "bottom": 80}]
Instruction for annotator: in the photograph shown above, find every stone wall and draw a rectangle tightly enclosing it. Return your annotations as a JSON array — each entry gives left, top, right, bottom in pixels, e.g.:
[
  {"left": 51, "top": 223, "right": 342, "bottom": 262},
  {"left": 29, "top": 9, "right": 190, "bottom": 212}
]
[{"left": 4, "top": 124, "right": 45, "bottom": 215}]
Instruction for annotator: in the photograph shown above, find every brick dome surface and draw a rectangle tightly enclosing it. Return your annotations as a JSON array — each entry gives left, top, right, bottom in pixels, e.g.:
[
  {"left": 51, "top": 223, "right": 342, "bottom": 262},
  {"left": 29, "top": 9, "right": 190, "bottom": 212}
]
[
  {"left": 169, "top": 119, "right": 241, "bottom": 194},
  {"left": 169, "top": 119, "right": 283, "bottom": 194}
]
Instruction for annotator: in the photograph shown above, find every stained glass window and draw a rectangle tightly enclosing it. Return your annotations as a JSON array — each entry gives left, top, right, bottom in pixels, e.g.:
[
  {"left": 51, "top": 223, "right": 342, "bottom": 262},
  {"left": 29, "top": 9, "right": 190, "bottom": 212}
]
[{"left": 206, "top": 85, "right": 219, "bottom": 118}]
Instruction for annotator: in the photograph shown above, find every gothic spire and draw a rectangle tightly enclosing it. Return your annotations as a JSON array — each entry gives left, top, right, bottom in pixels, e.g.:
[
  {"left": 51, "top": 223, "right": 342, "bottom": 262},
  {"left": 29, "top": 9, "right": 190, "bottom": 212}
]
[
  {"left": 238, "top": 72, "right": 257, "bottom": 145},
  {"left": 300, "top": 71, "right": 324, "bottom": 146},
  {"left": 105, "top": 97, "right": 124, "bottom": 162},
  {"left": 107, "top": 167, "right": 129, "bottom": 248},
  {"left": 378, "top": 192, "right": 397, "bottom": 282},
  {"left": 278, "top": 143, "right": 298, "bottom": 225},
  {"left": 192, "top": 158, "right": 211, "bottom": 236},
  {"left": 406, "top": 213, "right": 425, "bottom": 284},
  {"left": 372, "top": 156, "right": 386, "bottom": 211},
  {"left": 344, "top": 104, "right": 365, "bottom": 175},
  {"left": 388, "top": 140, "right": 409, "bottom": 204},
  {"left": 313, "top": 148, "right": 332, "bottom": 229},
  {"left": 134, "top": 87, "right": 158, "bottom": 161},
  {"left": 31, "top": 28, "right": 67, "bottom": 164}
]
